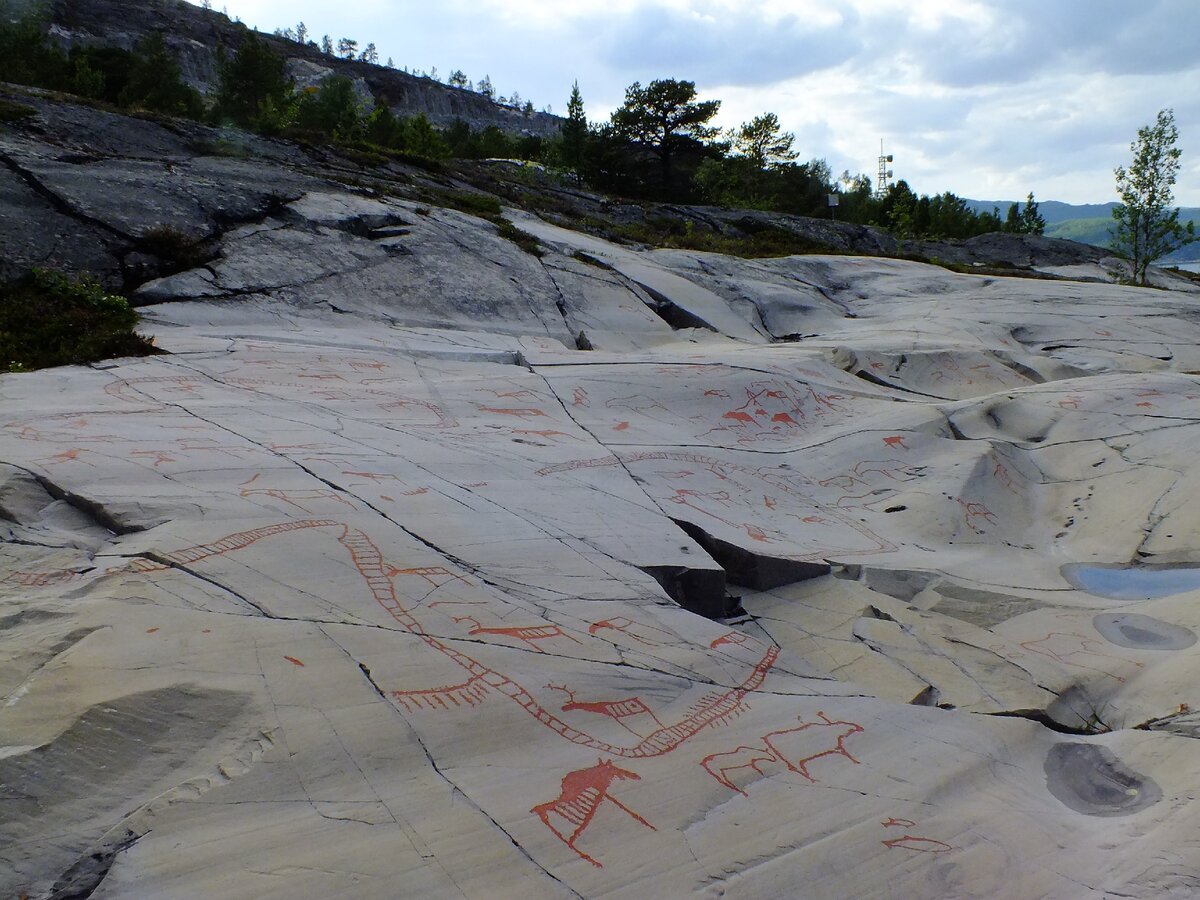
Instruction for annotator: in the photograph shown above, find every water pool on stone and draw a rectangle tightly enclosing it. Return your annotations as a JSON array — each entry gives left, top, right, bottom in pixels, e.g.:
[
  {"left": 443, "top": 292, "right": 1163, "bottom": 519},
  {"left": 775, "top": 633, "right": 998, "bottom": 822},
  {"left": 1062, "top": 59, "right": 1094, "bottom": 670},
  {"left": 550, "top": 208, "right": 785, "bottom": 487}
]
[{"left": 1062, "top": 563, "right": 1200, "bottom": 600}]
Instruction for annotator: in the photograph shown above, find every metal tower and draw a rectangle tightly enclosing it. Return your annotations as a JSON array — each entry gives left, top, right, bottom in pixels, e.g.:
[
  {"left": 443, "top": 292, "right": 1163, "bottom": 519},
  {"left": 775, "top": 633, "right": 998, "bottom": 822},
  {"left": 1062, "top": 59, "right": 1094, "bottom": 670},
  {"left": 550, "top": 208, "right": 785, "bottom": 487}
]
[{"left": 875, "top": 140, "right": 894, "bottom": 199}]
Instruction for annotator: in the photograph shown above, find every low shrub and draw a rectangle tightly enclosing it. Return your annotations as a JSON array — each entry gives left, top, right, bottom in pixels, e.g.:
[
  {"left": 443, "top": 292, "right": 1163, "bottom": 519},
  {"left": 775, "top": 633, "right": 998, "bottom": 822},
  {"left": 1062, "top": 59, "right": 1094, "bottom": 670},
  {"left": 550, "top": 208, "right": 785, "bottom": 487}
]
[
  {"left": 600, "top": 219, "right": 833, "bottom": 258},
  {"left": 139, "top": 224, "right": 209, "bottom": 272},
  {"left": 495, "top": 219, "right": 543, "bottom": 257},
  {"left": 431, "top": 189, "right": 503, "bottom": 218},
  {"left": 0, "top": 270, "right": 158, "bottom": 371},
  {"left": 0, "top": 98, "right": 35, "bottom": 123}
]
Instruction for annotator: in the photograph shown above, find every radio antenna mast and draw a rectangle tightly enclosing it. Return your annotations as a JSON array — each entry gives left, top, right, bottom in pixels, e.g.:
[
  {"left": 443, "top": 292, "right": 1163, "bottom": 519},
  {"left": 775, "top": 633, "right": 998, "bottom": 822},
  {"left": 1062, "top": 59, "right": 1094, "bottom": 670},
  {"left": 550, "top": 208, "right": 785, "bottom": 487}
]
[{"left": 875, "top": 140, "right": 894, "bottom": 199}]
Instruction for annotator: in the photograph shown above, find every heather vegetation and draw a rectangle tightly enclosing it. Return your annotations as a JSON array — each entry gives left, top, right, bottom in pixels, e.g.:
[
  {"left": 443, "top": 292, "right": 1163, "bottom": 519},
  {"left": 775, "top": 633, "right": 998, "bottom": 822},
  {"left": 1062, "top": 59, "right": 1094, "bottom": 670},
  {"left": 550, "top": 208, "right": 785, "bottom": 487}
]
[{"left": 0, "top": 270, "right": 157, "bottom": 372}]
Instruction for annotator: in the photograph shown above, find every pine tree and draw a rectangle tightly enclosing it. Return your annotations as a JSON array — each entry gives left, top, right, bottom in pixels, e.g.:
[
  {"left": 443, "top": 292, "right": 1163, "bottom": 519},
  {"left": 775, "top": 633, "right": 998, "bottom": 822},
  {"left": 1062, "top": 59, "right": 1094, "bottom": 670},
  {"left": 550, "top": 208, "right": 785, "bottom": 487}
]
[
  {"left": 1004, "top": 202, "right": 1021, "bottom": 233},
  {"left": 733, "top": 112, "right": 797, "bottom": 169},
  {"left": 609, "top": 78, "right": 721, "bottom": 190},
  {"left": 215, "top": 32, "right": 293, "bottom": 130},
  {"left": 561, "top": 80, "right": 587, "bottom": 171},
  {"left": 1020, "top": 192, "right": 1045, "bottom": 235}
]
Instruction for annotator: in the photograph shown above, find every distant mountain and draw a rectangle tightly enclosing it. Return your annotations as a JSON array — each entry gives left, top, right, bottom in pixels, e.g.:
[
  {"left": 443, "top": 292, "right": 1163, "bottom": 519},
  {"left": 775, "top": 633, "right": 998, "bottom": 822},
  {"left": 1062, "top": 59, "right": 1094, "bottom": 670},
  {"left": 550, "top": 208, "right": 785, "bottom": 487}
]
[
  {"left": 964, "top": 199, "right": 1119, "bottom": 226},
  {"left": 964, "top": 199, "right": 1200, "bottom": 263}
]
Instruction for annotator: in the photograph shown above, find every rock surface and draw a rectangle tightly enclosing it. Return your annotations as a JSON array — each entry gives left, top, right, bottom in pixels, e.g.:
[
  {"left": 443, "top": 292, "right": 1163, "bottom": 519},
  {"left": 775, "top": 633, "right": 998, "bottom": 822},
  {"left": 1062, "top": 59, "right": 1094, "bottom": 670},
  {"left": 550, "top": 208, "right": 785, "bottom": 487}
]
[{"left": 6, "top": 97, "right": 1200, "bottom": 899}]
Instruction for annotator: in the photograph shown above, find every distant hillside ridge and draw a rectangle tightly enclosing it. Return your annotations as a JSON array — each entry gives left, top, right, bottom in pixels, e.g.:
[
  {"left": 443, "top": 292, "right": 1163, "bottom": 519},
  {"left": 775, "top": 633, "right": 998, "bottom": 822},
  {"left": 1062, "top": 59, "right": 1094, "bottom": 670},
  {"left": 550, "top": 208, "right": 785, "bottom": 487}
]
[
  {"left": 964, "top": 198, "right": 1200, "bottom": 262},
  {"left": 963, "top": 199, "right": 1118, "bottom": 226},
  {"left": 43, "top": 0, "right": 564, "bottom": 137}
]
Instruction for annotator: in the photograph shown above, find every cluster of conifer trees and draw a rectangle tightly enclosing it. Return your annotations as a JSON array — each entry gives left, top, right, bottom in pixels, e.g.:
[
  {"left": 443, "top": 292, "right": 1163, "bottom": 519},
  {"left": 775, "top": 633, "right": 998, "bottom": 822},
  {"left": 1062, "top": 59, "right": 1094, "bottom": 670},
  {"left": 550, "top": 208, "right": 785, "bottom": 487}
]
[{"left": 0, "top": 3, "right": 1044, "bottom": 239}]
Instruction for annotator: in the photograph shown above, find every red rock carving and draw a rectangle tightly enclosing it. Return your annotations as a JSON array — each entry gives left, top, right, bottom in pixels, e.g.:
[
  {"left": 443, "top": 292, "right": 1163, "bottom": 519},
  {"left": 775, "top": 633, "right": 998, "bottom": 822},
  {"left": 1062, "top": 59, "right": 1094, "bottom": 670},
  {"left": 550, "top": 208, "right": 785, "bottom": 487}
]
[
  {"left": 701, "top": 712, "right": 864, "bottom": 795},
  {"left": 547, "top": 684, "right": 666, "bottom": 738},
  {"left": 4, "top": 569, "right": 88, "bottom": 587},
  {"left": 587, "top": 617, "right": 675, "bottom": 647},
  {"left": 955, "top": 497, "right": 996, "bottom": 534},
  {"left": 241, "top": 488, "right": 356, "bottom": 513},
  {"left": 478, "top": 406, "right": 548, "bottom": 419},
  {"left": 537, "top": 450, "right": 897, "bottom": 560},
  {"left": 122, "top": 519, "right": 779, "bottom": 759},
  {"left": 392, "top": 674, "right": 491, "bottom": 711},
  {"left": 1019, "top": 632, "right": 1144, "bottom": 683},
  {"left": 36, "top": 448, "right": 93, "bottom": 467},
  {"left": 992, "top": 460, "right": 1020, "bottom": 494},
  {"left": 342, "top": 470, "right": 400, "bottom": 482},
  {"left": 881, "top": 817, "right": 953, "bottom": 853},
  {"left": 129, "top": 450, "right": 177, "bottom": 467},
  {"left": 387, "top": 566, "right": 469, "bottom": 588},
  {"left": 487, "top": 389, "right": 541, "bottom": 400},
  {"left": 530, "top": 759, "right": 655, "bottom": 867},
  {"left": 453, "top": 616, "right": 582, "bottom": 651},
  {"left": 710, "top": 631, "right": 759, "bottom": 651}
]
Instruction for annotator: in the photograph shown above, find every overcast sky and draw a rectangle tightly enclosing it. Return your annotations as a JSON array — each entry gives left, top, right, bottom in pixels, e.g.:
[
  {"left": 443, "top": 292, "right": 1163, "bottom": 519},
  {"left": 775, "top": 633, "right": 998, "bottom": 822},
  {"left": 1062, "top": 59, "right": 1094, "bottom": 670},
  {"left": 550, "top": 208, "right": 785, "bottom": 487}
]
[{"left": 197, "top": 0, "right": 1200, "bottom": 205}]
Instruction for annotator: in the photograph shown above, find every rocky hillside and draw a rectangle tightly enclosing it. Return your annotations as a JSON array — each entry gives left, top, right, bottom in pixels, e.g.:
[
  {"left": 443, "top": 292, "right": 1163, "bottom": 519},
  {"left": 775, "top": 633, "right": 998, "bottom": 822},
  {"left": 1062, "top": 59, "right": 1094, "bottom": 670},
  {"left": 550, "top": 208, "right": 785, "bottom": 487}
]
[
  {"left": 5, "top": 86, "right": 1200, "bottom": 899},
  {"left": 43, "top": 0, "right": 563, "bottom": 136},
  {"left": 4, "top": 84, "right": 1173, "bottom": 300}
]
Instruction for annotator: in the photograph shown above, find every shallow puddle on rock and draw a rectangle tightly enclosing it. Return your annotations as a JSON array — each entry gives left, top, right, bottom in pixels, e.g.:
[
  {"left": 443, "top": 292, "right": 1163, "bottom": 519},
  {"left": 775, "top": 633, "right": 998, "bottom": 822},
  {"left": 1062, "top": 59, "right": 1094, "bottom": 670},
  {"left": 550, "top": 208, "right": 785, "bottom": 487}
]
[
  {"left": 1062, "top": 563, "right": 1200, "bottom": 600},
  {"left": 1044, "top": 743, "right": 1161, "bottom": 817},
  {"left": 1093, "top": 613, "right": 1197, "bottom": 650}
]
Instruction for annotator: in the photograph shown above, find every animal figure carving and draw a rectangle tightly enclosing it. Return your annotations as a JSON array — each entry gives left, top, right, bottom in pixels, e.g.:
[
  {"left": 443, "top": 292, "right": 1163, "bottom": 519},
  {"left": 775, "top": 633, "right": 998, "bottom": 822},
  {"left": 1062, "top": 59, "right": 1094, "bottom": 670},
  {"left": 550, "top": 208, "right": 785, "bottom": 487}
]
[
  {"left": 114, "top": 518, "right": 780, "bottom": 760},
  {"left": 701, "top": 711, "right": 864, "bottom": 795},
  {"left": 1019, "top": 632, "right": 1144, "bottom": 683},
  {"left": 710, "top": 631, "right": 759, "bottom": 651},
  {"left": 547, "top": 684, "right": 665, "bottom": 737},
  {"left": 453, "top": 615, "right": 582, "bottom": 651},
  {"left": 588, "top": 617, "right": 675, "bottom": 647},
  {"left": 530, "top": 759, "right": 655, "bottom": 867},
  {"left": 881, "top": 817, "right": 953, "bottom": 853}
]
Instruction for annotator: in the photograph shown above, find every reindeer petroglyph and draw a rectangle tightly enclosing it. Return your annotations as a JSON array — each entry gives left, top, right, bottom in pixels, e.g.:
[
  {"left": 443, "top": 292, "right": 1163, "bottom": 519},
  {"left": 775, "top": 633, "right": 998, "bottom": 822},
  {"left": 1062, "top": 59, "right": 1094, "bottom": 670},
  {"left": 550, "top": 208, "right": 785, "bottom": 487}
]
[
  {"left": 701, "top": 712, "right": 865, "bottom": 795},
  {"left": 531, "top": 759, "right": 655, "bottom": 867}
]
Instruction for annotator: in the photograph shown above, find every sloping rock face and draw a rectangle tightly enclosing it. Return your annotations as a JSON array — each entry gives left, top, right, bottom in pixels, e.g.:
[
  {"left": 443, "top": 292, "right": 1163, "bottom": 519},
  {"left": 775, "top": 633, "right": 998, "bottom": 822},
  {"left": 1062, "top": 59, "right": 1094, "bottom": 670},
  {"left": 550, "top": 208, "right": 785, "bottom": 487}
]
[
  {"left": 45, "top": 0, "right": 563, "bottom": 136},
  {"left": 7, "top": 104, "right": 1200, "bottom": 900}
]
